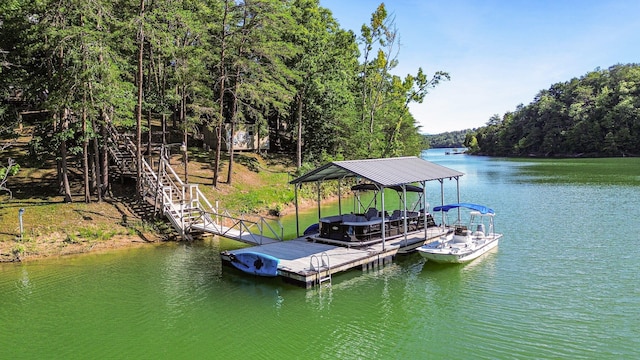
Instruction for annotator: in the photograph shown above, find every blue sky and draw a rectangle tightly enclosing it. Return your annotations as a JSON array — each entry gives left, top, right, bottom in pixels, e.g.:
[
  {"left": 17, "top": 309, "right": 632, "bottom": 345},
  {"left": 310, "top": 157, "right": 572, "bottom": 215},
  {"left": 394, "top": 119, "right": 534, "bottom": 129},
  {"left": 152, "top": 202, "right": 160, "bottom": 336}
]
[{"left": 319, "top": 0, "right": 640, "bottom": 134}]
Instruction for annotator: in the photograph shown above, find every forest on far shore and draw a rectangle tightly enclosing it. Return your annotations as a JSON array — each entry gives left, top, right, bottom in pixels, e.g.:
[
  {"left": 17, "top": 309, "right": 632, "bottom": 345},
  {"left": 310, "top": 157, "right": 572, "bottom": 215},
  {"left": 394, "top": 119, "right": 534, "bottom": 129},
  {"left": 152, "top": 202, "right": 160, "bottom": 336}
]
[
  {"left": 464, "top": 63, "right": 640, "bottom": 157},
  {"left": 424, "top": 129, "right": 473, "bottom": 149}
]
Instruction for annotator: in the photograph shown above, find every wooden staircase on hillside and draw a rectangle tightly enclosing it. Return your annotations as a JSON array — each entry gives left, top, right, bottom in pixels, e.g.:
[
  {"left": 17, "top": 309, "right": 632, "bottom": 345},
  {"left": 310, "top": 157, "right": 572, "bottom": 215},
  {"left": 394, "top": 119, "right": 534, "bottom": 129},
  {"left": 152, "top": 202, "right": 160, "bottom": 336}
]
[{"left": 105, "top": 124, "right": 283, "bottom": 244}]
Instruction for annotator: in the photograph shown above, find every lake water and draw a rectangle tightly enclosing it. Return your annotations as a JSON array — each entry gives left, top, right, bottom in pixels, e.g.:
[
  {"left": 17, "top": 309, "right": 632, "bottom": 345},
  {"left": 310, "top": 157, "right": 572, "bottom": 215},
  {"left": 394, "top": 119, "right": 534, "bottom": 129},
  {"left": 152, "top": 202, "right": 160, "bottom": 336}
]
[{"left": 1, "top": 150, "right": 639, "bottom": 359}]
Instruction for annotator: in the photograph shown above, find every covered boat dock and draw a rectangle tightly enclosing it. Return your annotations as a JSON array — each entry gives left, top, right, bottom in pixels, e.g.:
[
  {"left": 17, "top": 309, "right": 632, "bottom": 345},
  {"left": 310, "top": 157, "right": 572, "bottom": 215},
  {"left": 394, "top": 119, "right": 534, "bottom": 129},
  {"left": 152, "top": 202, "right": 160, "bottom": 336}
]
[
  {"left": 221, "top": 156, "right": 465, "bottom": 287},
  {"left": 290, "top": 156, "right": 464, "bottom": 252}
]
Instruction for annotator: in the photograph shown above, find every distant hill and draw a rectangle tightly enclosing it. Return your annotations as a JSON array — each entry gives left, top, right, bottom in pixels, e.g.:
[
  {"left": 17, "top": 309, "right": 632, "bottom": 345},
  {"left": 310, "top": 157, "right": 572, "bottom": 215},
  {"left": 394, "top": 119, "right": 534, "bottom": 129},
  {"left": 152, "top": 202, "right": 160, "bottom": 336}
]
[
  {"left": 466, "top": 63, "right": 640, "bottom": 157},
  {"left": 425, "top": 129, "right": 474, "bottom": 148}
]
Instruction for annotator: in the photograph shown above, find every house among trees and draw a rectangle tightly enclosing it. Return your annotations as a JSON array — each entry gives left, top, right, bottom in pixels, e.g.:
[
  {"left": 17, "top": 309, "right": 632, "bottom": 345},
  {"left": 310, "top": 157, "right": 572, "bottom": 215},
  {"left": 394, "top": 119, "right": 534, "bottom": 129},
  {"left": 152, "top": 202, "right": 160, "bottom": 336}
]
[{"left": 203, "top": 121, "right": 269, "bottom": 152}]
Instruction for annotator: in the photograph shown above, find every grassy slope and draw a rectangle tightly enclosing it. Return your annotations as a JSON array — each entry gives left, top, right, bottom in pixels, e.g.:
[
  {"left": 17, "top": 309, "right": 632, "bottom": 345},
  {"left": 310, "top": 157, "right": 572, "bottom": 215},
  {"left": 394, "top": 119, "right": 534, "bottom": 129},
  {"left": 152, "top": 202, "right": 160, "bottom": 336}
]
[{"left": 0, "top": 128, "right": 299, "bottom": 262}]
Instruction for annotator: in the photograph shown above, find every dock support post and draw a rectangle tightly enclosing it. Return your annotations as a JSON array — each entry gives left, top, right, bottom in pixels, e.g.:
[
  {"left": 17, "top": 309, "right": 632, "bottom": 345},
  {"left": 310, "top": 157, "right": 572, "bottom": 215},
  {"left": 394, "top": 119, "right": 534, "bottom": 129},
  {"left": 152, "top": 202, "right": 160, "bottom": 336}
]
[
  {"left": 316, "top": 181, "right": 321, "bottom": 221},
  {"left": 294, "top": 184, "right": 300, "bottom": 238},
  {"left": 381, "top": 187, "right": 386, "bottom": 250}
]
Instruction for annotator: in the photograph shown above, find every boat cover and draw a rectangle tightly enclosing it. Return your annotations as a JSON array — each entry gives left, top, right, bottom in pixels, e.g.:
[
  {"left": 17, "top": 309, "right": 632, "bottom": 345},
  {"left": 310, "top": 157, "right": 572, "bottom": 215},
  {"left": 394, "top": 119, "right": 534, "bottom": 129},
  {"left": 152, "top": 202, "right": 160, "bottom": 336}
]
[{"left": 433, "top": 203, "right": 494, "bottom": 214}]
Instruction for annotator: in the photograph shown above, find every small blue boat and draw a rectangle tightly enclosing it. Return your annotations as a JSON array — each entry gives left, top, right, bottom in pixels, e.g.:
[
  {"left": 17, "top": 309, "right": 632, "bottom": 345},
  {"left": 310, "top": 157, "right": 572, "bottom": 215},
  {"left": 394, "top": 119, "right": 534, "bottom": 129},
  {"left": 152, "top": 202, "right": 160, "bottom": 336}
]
[{"left": 228, "top": 252, "right": 280, "bottom": 277}]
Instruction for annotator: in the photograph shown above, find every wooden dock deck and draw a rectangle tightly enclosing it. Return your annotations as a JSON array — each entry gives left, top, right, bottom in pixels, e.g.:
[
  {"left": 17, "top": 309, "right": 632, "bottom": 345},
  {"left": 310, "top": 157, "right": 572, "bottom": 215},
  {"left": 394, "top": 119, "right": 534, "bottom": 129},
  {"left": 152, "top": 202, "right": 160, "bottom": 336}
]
[{"left": 220, "top": 227, "right": 447, "bottom": 288}]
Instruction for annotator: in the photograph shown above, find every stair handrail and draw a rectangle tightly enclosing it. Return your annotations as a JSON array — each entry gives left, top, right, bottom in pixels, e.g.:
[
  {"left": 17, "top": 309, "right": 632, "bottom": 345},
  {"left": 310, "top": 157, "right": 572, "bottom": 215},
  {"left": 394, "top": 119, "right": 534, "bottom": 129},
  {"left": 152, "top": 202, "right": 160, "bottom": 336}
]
[
  {"left": 140, "top": 157, "right": 161, "bottom": 198},
  {"left": 158, "top": 160, "right": 184, "bottom": 202},
  {"left": 189, "top": 184, "right": 217, "bottom": 214},
  {"left": 163, "top": 158, "right": 186, "bottom": 187},
  {"left": 161, "top": 186, "right": 187, "bottom": 239}
]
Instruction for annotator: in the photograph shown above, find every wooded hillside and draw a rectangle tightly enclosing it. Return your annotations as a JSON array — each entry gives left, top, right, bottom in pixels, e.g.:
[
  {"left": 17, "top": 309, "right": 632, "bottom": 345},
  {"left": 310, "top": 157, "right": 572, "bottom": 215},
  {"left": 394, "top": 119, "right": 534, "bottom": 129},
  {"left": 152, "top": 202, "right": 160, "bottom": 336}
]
[
  {"left": 465, "top": 64, "right": 640, "bottom": 157},
  {"left": 0, "top": 0, "right": 447, "bottom": 202},
  {"left": 425, "top": 129, "right": 473, "bottom": 148}
]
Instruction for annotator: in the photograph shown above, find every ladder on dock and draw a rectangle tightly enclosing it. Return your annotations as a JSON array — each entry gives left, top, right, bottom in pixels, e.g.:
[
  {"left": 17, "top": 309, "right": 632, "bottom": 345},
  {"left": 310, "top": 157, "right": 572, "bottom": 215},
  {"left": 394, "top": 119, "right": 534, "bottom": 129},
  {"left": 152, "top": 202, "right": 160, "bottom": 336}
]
[
  {"left": 310, "top": 252, "right": 332, "bottom": 286},
  {"left": 105, "top": 124, "right": 282, "bottom": 244}
]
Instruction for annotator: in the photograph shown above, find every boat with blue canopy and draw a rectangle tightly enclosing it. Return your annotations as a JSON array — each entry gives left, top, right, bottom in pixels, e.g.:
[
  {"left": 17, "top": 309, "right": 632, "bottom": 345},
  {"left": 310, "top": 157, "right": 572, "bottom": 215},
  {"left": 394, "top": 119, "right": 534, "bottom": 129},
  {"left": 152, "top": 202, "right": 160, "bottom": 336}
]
[
  {"left": 417, "top": 203, "right": 503, "bottom": 264},
  {"left": 433, "top": 203, "right": 494, "bottom": 214}
]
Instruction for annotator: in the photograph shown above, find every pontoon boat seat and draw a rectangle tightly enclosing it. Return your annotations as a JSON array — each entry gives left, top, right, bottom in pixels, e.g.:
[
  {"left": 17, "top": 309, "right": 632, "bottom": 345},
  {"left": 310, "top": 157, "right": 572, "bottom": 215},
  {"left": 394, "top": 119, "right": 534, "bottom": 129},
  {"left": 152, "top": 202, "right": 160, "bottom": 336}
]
[{"left": 365, "top": 207, "right": 379, "bottom": 220}]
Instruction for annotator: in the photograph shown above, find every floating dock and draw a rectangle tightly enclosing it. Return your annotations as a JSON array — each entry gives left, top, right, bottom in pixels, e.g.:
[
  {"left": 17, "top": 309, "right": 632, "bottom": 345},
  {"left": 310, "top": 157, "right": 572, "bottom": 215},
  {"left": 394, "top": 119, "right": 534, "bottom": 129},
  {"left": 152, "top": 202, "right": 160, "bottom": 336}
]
[
  {"left": 220, "top": 227, "right": 446, "bottom": 288},
  {"left": 221, "top": 156, "right": 467, "bottom": 287}
]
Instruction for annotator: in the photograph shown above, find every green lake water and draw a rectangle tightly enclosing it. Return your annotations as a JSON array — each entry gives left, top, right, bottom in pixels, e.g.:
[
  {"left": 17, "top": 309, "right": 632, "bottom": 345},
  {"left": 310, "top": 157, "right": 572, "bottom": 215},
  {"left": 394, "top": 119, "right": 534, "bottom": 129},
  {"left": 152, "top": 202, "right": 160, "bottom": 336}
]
[{"left": 1, "top": 150, "right": 639, "bottom": 359}]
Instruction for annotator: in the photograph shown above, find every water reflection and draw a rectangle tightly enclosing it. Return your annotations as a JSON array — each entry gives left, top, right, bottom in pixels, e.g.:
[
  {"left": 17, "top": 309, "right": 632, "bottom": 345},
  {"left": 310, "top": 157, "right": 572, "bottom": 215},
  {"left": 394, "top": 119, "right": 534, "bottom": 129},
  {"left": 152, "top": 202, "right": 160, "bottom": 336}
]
[
  {"left": 17, "top": 267, "right": 34, "bottom": 301},
  {"left": 2, "top": 149, "right": 639, "bottom": 359}
]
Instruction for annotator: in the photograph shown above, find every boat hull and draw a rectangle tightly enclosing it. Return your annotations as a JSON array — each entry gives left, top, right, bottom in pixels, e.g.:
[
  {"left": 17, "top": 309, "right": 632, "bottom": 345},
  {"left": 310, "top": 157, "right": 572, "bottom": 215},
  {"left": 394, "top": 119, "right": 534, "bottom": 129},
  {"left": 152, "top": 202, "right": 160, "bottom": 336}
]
[
  {"left": 229, "top": 252, "right": 280, "bottom": 277},
  {"left": 417, "top": 235, "right": 501, "bottom": 264}
]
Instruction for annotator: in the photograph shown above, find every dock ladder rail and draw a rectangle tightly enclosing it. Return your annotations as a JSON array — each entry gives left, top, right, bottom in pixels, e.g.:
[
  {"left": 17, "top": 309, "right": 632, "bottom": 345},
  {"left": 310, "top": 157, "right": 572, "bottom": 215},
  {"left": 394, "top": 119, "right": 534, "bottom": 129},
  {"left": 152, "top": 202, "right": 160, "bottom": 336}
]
[{"left": 310, "top": 252, "right": 332, "bottom": 286}]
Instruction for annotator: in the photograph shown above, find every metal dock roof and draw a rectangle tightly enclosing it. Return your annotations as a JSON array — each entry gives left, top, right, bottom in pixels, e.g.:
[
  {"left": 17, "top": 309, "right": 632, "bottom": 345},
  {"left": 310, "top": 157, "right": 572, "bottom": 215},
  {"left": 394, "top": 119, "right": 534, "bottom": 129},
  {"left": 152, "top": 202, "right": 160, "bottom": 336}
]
[{"left": 289, "top": 156, "right": 464, "bottom": 187}]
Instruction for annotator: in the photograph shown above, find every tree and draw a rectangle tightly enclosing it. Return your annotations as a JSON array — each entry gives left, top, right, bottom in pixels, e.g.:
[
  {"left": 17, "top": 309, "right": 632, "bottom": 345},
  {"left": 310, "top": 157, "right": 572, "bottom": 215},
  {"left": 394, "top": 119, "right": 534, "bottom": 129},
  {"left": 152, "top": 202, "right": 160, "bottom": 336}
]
[
  {"left": 464, "top": 133, "right": 478, "bottom": 153},
  {"left": 287, "top": 0, "right": 358, "bottom": 168},
  {"left": 136, "top": 0, "right": 145, "bottom": 197},
  {"left": 221, "top": 0, "right": 297, "bottom": 184},
  {"left": 0, "top": 126, "right": 20, "bottom": 199},
  {"left": 1, "top": 0, "right": 137, "bottom": 202},
  {"left": 383, "top": 67, "right": 449, "bottom": 156},
  {"left": 210, "top": 0, "right": 234, "bottom": 188},
  {"left": 357, "top": 3, "right": 396, "bottom": 155},
  {"left": 354, "top": 3, "right": 448, "bottom": 158}
]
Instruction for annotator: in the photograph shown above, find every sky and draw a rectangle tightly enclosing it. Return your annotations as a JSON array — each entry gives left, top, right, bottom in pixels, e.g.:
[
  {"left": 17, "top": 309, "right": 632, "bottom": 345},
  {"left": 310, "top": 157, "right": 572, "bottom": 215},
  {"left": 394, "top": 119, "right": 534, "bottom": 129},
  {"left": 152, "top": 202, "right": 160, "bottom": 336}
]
[{"left": 319, "top": 0, "right": 640, "bottom": 134}]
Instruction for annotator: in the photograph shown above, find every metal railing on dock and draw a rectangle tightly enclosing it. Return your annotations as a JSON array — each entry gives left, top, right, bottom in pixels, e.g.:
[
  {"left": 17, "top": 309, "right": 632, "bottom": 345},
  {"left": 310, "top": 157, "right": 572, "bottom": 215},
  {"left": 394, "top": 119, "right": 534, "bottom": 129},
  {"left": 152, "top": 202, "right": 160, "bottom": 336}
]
[{"left": 203, "top": 209, "right": 283, "bottom": 245}]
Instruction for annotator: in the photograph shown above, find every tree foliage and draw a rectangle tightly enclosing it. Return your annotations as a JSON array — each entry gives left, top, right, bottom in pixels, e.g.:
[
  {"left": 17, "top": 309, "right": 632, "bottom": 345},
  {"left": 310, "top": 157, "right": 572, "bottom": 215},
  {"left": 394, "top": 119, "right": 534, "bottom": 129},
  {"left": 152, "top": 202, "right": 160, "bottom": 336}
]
[
  {"left": 0, "top": 126, "right": 20, "bottom": 199},
  {"left": 467, "top": 64, "right": 640, "bottom": 157},
  {"left": 1, "top": 0, "right": 448, "bottom": 199},
  {"left": 426, "top": 129, "right": 475, "bottom": 148}
]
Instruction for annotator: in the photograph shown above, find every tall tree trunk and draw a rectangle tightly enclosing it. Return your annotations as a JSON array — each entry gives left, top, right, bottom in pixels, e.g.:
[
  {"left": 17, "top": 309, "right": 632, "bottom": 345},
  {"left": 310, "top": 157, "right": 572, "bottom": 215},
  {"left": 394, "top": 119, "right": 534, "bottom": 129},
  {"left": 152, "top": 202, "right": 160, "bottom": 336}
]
[
  {"left": 92, "top": 119, "right": 102, "bottom": 202},
  {"left": 161, "top": 56, "right": 167, "bottom": 146},
  {"left": 136, "top": 0, "right": 145, "bottom": 198},
  {"left": 147, "top": 109, "right": 152, "bottom": 163},
  {"left": 183, "top": 127, "right": 189, "bottom": 184},
  {"left": 226, "top": 70, "right": 240, "bottom": 185},
  {"left": 180, "top": 84, "right": 188, "bottom": 183},
  {"left": 162, "top": 113, "right": 166, "bottom": 145},
  {"left": 226, "top": 120, "right": 234, "bottom": 185},
  {"left": 213, "top": 0, "right": 230, "bottom": 188},
  {"left": 296, "top": 91, "right": 303, "bottom": 169},
  {"left": 100, "top": 115, "right": 109, "bottom": 198},
  {"left": 213, "top": 123, "right": 222, "bottom": 187},
  {"left": 53, "top": 113, "right": 63, "bottom": 195},
  {"left": 146, "top": 45, "right": 153, "bottom": 163},
  {"left": 80, "top": 15, "right": 90, "bottom": 203},
  {"left": 82, "top": 92, "right": 90, "bottom": 203},
  {"left": 256, "top": 121, "right": 261, "bottom": 155},
  {"left": 87, "top": 79, "right": 102, "bottom": 202},
  {"left": 59, "top": 110, "right": 72, "bottom": 203}
]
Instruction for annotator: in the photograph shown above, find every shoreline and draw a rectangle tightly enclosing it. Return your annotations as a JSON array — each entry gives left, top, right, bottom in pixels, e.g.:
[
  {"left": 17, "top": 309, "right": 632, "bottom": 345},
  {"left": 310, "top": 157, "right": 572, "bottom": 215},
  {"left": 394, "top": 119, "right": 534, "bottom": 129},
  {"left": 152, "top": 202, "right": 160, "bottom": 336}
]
[
  {"left": 0, "top": 231, "right": 164, "bottom": 263},
  {"left": 0, "top": 124, "right": 344, "bottom": 263},
  {"left": 0, "top": 194, "right": 343, "bottom": 263}
]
